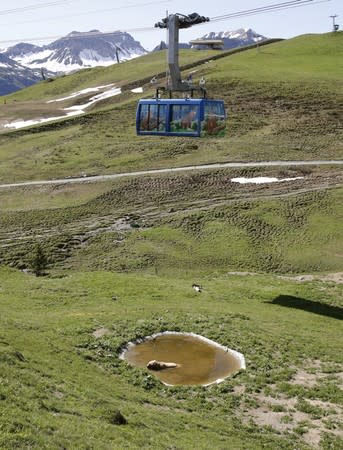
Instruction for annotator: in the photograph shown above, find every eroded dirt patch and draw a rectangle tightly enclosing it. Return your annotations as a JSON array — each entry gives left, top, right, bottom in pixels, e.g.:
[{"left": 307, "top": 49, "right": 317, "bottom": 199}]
[
  {"left": 278, "top": 272, "right": 343, "bottom": 284},
  {"left": 242, "top": 361, "right": 343, "bottom": 447},
  {"left": 244, "top": 391, "right": 342, "bottom": 447}
]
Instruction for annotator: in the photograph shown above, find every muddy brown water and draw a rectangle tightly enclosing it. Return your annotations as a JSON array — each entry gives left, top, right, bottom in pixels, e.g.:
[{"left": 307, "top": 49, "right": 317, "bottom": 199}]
[{"left": 121, "top": 332, "right": 245, "bottom": 386}]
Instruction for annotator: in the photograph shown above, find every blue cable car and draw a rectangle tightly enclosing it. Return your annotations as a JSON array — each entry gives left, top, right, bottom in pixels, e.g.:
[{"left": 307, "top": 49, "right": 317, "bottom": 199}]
[{"left": 136, "top": 98, "right": 226, "bottom": 137}]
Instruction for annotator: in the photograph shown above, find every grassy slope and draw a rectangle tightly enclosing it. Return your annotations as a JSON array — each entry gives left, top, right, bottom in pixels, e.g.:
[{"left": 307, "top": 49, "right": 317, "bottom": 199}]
[
  {"left": 1, "top": 267, "right": 342, "bottom": 450},
  {"left": 1, "top": 49, "right": 222, "bottom": 103},
  {"left": 213, "top": 33, "right": 343, "bottom": 84},
  {"left": 0, "top": 170, "right": 342, "bottom": 277},
  {"left": 0, "top": 33, "right": 342, "bottom": 183},
  {"left": 0, "top": 33, "right": 342, "bottom": 450}
]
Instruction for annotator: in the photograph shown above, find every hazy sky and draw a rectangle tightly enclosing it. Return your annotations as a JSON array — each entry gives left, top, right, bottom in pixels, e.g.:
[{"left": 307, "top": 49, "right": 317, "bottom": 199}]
[{"left": 0, "top": 0, "right": 342, "bottom": 50}]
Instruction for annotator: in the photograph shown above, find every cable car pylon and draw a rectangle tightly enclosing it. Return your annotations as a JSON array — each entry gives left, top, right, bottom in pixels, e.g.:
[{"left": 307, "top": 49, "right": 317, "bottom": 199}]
[{"left": 155, "top": 12, "right": 209, "bottom": 98}]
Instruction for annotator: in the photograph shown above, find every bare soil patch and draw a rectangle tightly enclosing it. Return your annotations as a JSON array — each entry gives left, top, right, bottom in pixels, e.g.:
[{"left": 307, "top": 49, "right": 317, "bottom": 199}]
[
  {"left": 278, "top": 272, "right": 343, "bottom": 284},
  {"left": 242, "top": 360, "right": 343, "bottom": 448},
  {"left": 245, "top": 390, "right": 343, "bottom": 448}
]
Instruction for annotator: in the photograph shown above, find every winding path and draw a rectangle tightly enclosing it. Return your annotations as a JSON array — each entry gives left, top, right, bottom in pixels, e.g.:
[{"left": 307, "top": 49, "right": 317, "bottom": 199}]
[{"left": 0, "top": 160, "right": 342, "bottom": 189}]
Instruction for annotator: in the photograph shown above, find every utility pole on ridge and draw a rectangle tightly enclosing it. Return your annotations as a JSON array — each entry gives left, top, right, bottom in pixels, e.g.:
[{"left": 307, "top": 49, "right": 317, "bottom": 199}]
[{"left": 329, "top": 15, "right": 339, "bottom": 32}]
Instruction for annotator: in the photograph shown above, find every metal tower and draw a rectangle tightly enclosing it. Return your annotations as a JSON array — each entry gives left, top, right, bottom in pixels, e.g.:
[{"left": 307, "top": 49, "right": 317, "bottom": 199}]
[{"left": 155, "top": 13, "right": 209, "bottom": 97}]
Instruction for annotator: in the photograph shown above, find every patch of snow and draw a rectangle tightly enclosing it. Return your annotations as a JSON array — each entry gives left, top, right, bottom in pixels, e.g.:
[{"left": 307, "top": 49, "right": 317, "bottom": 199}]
[
  {"left": 3, "top": 110, "right": 82, "bottom": 129},
  {"left": 231, "top": 176, "right": 304, "bottom": 184},
  {"left": 15, "top": 49, "right": 53, "bottom": 66},
  {"left": 131, "top": 87, "right": 143, "bottom": 93},
  {"left": 0, "top": 62, "right": 9, "bottom": 68},
  {"left": 46, "top": 84, "right": 114, "bottom": 103},
  {"left": 5, "top": 86, "right": 121, "bottom": 130},
  {"left": 89, "top": 87, "right": 121, "bottom": 101},
  {"left": 79, "top": 51, "right": 119, "bottom": 68},
  {"left": 14, "top": 47, "right": 145, "bottom": 73},
  {"left": 14, "top": 49, "right": 87, "bottom": 73},
  {"left": 30, "top": 59, "right": 85, "bottom": 73},
  {"left": 80, "top": 49, "right": 113, "bottom": 62}
]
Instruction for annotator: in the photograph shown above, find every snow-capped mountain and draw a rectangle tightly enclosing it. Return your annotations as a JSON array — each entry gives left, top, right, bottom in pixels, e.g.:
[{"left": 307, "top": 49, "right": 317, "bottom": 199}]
[
  {"left": 198, "top": 28, "right": 267, "bottom": 49},
  {"left": 5, "top": 30, "right": 147, "bottom": 73},
  {"left": 153, "top": 29, "right": 267, "bottom": 52},
  {"left": 0, "top": 53, "right": 42, "bottom": 96}
]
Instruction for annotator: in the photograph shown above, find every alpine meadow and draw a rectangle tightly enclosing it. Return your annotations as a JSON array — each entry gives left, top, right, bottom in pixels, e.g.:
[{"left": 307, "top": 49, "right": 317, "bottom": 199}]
[{"left": 0, "top": 31, "right": 342, "bottom": 450}]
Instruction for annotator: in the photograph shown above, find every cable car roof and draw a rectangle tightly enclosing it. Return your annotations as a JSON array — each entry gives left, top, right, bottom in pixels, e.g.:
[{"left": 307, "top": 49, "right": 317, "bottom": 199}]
[{"left": 138, "top": 98, "right": 223, "bottom": 105}]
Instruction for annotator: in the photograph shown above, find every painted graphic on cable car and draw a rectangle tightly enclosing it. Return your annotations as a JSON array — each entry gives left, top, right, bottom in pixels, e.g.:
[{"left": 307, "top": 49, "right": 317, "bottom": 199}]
[{"left": 137, "top": 99, "right": 226, "bottom": 137}]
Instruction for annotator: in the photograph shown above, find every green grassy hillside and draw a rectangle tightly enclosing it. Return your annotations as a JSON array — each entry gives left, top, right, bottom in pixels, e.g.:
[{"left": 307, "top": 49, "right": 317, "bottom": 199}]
[
  {"left": 0, "top": 167, "right": 342, "bottom": 276},
  {"left": 1, "top": 266, "right": 342, "bottom": 450},
  {"left": 214, "top": 32, "right": 343, "bottom": 84},
  {"left": 0, "top": 33, "right": 342, "bottom": 184},
  {"left": 0, "top": 33, "right": 342, "bottom": 450}
]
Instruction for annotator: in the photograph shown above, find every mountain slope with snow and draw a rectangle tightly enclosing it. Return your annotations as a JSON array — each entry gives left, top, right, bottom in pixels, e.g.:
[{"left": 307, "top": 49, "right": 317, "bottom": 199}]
[
  {"left": 5, "top": 30, "right": 147, "bottom": 73},
  {"left": 199, "top": 28, "right": 267, "bottom": 49},
  {"left": 153, "top": 29, "right": 267, "bottom": 51},
  {"left": 0, "top": 53, "right": 42, "bottom": 96}
]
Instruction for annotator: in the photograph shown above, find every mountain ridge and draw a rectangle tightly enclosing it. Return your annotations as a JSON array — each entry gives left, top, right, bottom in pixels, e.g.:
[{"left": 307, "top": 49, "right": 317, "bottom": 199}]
[
  {"left": 4, "top": 30, "right": 147, "bottom": 74},
  {"left": 153, "top": 28, "right": 267, "bottom": 51}
]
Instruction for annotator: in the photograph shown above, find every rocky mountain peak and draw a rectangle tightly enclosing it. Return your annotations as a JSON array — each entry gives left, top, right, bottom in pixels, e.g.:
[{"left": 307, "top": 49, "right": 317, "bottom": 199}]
[{"left": 4, "top": 30, "right": 147, "bottom": 73}]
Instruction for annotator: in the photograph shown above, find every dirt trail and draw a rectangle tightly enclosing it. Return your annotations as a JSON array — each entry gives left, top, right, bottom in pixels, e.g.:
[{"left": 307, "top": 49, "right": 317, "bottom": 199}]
[{"left": 0, "top": 160, "right": 342, "bottom": 189}]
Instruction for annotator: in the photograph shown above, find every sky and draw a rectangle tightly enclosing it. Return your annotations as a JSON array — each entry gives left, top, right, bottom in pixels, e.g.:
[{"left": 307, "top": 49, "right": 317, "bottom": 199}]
[{"left": 0, "top": 0, "right": 342, "bottom": 51}]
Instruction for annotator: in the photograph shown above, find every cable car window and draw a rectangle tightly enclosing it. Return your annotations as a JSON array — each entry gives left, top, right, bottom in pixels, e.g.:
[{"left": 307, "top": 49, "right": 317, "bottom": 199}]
[
  {"left": 147, "top": 104, "right": 158, "bottom": 131},
  {"left": 157, "top": 104, "right": 167, "bottom": 131},
  {"left": 170, "top": 104, "right": 198, "bottom": 133},
  {"left": 202, "top": 101, "right": 226, "bottom": 136},
  {"left": 139, "top": 104, "right": 157, "bottom": 131},
  {"left": 139, "top": 104, "right": 167, "bottom": 132},
  {"left": 139, "top": 104, "right": 150, "bottom": 131},
  {"left": 204, "top": 102, "right": 225, "bottom": 118}
]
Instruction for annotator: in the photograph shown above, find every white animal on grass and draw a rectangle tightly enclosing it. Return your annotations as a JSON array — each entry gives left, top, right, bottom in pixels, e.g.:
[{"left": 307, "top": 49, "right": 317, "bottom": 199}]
[{"left": 192, "top": 284, "right": 202, "bottom": 292}]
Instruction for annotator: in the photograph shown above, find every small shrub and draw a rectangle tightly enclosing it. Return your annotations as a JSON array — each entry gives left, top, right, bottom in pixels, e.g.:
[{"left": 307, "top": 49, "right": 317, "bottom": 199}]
[
  {"left": 271, "top": 404, "right": 287, "bottom": 413},
  {"left": 29, "top": 243, "right": 48, "bottom": 276}
]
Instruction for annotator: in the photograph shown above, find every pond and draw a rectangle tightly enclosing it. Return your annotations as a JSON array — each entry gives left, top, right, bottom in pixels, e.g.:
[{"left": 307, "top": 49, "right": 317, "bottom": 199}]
[{"left": 120, "top": 332, "right": 245, "bottom": 386}]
